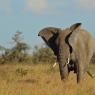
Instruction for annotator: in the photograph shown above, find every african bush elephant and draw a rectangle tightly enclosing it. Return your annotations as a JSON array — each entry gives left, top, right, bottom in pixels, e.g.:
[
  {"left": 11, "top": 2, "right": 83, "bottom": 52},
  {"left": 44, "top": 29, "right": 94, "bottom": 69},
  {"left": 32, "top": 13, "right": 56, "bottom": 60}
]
[{"left": 38, "top": 23, "right": 95, "bottom": 83}]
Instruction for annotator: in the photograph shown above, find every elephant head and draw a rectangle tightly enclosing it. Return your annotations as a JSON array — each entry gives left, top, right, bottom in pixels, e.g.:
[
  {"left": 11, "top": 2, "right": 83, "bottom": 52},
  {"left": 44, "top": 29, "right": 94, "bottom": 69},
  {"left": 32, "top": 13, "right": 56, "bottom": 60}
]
[{"left": 38, "top": 23, "right": 94, "bottom": 83}]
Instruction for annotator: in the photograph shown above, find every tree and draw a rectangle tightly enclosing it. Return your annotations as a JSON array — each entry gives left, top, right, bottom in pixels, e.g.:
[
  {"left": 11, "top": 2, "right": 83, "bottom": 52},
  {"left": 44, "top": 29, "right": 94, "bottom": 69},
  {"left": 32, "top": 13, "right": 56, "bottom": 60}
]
[
  {"left": 12, "top": 31, "right": 23, "bottom": 44},
  {"left": 10, "top": 31, "right": 30, "bottom": 62},
  {"left": 1, "top": 31, "right": 30, "bottom": 63}
]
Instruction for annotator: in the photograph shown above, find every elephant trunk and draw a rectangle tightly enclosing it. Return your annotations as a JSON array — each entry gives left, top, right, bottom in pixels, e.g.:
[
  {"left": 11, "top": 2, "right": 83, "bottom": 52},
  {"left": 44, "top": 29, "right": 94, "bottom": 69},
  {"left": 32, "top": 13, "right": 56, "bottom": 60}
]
[
  {"left": 58, "top": 61, "right": 69, "bottom": 80},
  {"left": 58, "top": 46, "right": 70, "bottom": 81}
]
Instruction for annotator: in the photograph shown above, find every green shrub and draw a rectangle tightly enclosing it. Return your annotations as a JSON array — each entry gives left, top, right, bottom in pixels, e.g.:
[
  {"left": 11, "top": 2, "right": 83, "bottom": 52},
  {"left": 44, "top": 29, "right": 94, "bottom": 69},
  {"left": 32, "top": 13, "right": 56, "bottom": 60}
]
[
  {"left": 32, "top": 45, "right": 56, "bottom": 64},
  {"left": 16, "top": 68, "right": 28, "bottom": 77}
]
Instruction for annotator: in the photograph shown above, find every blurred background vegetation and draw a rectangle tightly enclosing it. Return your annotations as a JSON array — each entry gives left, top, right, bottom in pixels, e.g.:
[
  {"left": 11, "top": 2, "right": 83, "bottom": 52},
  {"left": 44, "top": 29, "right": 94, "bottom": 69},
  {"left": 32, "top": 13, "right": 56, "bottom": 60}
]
[
  {"left": 0, "top": 31, "right": 56, "bottom": 64},
  {"left": 0, "top": 31, "right": 95, "bottom": 64}
]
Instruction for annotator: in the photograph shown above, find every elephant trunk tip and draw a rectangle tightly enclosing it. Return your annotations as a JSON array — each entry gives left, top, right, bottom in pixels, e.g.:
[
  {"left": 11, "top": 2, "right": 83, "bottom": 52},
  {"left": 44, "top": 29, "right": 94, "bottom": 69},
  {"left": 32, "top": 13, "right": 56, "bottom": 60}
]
[{"left": 61, "top": 77, "right": 68, "bottom": 82}]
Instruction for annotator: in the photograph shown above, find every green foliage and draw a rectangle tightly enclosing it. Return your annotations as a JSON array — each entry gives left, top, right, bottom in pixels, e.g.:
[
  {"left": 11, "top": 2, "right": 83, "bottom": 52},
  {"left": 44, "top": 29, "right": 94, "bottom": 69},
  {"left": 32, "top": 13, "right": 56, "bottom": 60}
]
[{"left": 32, "top": 45, "right": 56, "bottom": 64}]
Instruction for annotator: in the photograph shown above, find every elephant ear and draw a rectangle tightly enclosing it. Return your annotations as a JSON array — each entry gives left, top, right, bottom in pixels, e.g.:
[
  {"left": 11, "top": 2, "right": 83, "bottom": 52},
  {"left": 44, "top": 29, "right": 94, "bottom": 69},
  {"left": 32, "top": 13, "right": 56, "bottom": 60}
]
[
  {"left": 68, "top": 23, "right": 82, "bottom": 51},
  {"left": 38, "top": 27, "right": 61, "bottom": 55},
  {"left": 70, "top": 23, "right": 82, "bottom": 31}
]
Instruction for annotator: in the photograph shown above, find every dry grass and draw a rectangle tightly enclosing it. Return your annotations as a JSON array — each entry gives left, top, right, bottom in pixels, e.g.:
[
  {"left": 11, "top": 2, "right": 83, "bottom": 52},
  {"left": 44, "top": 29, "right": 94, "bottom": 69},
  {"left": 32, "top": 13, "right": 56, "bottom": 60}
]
[{"left": 0, "top": 63, "right": 95, "bottom": 95}]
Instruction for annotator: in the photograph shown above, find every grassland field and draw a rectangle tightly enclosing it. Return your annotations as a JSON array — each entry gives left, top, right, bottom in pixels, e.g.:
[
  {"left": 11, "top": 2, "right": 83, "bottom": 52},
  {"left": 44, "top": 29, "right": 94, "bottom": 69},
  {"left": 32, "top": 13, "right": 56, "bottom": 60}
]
[{"left": 0, "top": 63, "right": 95, "bottom": 95}]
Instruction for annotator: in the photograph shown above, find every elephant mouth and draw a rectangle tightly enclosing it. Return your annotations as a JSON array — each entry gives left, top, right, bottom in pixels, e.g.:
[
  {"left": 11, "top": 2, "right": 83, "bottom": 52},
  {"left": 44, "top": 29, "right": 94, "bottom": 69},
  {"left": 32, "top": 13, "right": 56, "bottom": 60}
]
[
  {"left": 67, "top": 59, "right": 77, "bottom": 73},
  {"left": 64, "top": 58, "right": 70, "bottom": 67}
]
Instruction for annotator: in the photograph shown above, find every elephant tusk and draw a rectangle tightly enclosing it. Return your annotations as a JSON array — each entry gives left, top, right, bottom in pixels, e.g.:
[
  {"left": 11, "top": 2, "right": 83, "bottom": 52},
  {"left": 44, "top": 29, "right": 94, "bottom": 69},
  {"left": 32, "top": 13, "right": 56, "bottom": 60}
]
[
  {"left": 53, "top": 62, "right": 57, "bottom": 68},
  {"left": 67, "top": 58, "right": 70, "bottom": 64},
  {"left": 53, "top": 58, "right": 70, "bottom": 68}
]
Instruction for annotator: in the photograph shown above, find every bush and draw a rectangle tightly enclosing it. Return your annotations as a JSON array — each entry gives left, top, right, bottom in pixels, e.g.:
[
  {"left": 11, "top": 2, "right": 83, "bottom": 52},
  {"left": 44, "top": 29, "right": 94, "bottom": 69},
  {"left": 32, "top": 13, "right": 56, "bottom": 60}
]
[
  {"left": 16, "top": 68, "right": 28, "bottom": 77},
  {"left": 32, "top": 45, "right": 56, "bottom": 64}
]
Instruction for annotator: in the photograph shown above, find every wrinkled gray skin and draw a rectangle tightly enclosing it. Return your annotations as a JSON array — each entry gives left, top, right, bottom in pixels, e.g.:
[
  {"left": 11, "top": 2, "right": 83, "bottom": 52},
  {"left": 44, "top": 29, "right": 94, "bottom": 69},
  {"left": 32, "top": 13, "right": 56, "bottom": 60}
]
[{"left": 38, "top": 23, "right": 95, "bottom": 83}]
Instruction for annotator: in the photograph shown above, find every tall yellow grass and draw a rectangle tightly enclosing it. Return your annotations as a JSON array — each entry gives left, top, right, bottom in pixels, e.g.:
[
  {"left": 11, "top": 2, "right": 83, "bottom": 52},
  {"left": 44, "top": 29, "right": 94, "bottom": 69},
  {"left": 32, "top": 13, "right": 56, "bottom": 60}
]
[{"left": 0, "top": 63, "right": 95, "bottom": 95}]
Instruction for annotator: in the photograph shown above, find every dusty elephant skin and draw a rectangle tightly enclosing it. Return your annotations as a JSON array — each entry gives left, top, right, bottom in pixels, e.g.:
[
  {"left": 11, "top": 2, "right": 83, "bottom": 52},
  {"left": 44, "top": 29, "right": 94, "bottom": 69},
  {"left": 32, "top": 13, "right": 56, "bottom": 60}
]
[{"left": 38, "top": 23, "right": 95, "bottom": 83}]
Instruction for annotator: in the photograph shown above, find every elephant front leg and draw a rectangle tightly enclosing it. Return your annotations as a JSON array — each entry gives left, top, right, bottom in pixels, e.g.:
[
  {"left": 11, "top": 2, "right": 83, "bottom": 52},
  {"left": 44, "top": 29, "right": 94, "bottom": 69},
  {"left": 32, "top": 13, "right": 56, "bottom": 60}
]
[{"left": 76, "top": 62, "right": 84, "bottom": 83}]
